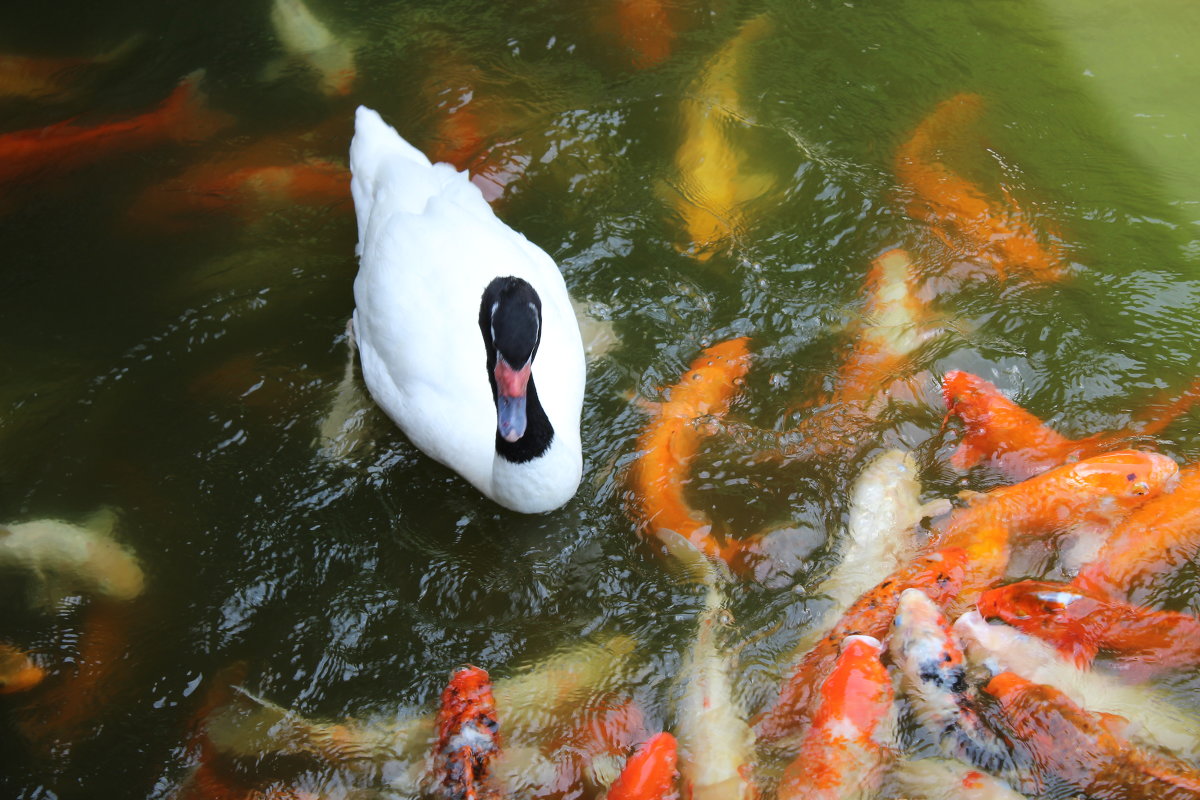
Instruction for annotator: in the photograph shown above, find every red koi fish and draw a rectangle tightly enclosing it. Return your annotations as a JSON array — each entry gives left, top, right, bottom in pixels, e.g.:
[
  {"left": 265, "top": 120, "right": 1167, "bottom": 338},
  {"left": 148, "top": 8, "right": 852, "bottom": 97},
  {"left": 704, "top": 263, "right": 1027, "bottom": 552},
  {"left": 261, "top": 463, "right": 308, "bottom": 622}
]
[
  {"left": 944, "top": 370, "right": 1200, "bottom": 481},
  {"left": 927, "top": 449, "right": 1179, "bottom": 612},
  {"left": 0, "top": 35, "right": 143, "bottom": 103},
  {"left": 895, "top": 93, "right": 1067, "bottom": 282},
  {"left": 1073, "top": 462, "right": 1200, "bottom": 603},
  {"left": 983, "top": 671, "right": 1200, "bottom": 800},
  {"left": 0, "top": 642, "right": 45, "bottom": 694},
  {"left": 776, "top": 635, "right": 894, "bottom": 800},
  {"left": 630, "top": 337, "right": 753, "bottom": 566},
  {"left": 0, "top": 70, "right": 233, "bottom": 186},
  {"left": 606, "top": 731, "right": 678, "bottom": 800},
  {"left": 614, "top": 0, "right": 675, "bottom": 70},
  {"left": 978, "top": 579, "right": 1200, "bottom": 677},
  {"left": 434, "top": 666, "right": 501, "bottom": 800},
  {"left": 753, "top": 547, "right": 969, "bottom": 745}
]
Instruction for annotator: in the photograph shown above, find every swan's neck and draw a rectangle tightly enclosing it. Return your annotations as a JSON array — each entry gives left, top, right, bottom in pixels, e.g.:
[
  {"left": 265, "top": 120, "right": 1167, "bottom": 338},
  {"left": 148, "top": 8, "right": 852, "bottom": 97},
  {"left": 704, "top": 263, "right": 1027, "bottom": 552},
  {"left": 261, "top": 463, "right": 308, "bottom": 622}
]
[{"left": 494, "top": 376, "right": 553, "bottom": 463}]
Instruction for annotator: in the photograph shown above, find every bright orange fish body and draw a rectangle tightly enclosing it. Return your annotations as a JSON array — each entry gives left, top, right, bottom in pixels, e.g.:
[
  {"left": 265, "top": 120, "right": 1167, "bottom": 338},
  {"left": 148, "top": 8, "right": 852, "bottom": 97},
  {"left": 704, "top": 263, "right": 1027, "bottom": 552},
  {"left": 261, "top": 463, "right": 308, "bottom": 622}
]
[
  {"left": 979, "top": 579, "right": 1200, "bottom": 676},
  {"left": 0, "top": 70, "right": 232, "bottom": 186},
  {"left": 0, "top": 642, "right": 45, "bottom": 694},
  {"left": 606, "top": 731, "right": 679, "bottom": 800},
  {"left": 753, "top": 547, "right": 969, "bottom": 745},
  {"left": 776, "top": 635, "right": 894, "bottom": 800},
  {"left": 943, "top": 370, "right": 1200, "bottom": 481},
  {"left": 895, "top": 93, "right": 1067, "bottom": 283},
  {"left": 1073, "top": 462, "right": 1200, "bottom": 603},
  {"left": 631, "top": 337, "right": 753, "bottom": 565},
  {"left": 983, "top": 671, "right": 1200, "bottom": 800},
  {"left": 434, "top": 666, "right": 501, "bottom": 800},
  {"left": 614, "top": 0, "right": 675, "bottom": 70},
  {"left": 0, "top": 36, "right": 142, "bottom": 103}
]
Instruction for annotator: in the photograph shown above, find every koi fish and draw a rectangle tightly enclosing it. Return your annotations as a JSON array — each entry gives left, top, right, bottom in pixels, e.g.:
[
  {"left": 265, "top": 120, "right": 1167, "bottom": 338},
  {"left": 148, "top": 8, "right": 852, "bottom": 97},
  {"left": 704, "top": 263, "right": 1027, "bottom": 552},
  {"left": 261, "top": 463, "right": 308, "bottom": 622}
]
[
  {"left": 1073, "top": 462, "right": 1200, "bottom": 603},
  {"left": 889, "top": 590, "right": 1011, "bottom": 773},
  {"left": 816, "top": 448, "right": 951, "bottom": 611},
  {"left": 978, "top": 579, "right": 1200, "bottom": 677},
  {"left": 630, "top": 337, "right": 753, "bottom": 567},
  {"left": 943, "top": 370, "right": 1200, "bottom": 481},
  {"left": 0, "top": 34, "right": 144, "bottom": 103},
  {"left": 614, "top": 0, "right": 675, "bottom": 70},
  {"left": 895, "top": 92, "right": 1067, "bottom": 282},
  {"left": 776, "top": 635, "right": 894, "bottom": 800},
  {"left": 0, "top": 70, "right": 233, "bottom": 186},
  {"left": 954, "top": 610, "right": 1200, "bottom": 760},
  {"left": 434, "top": 666, "right": 501, "bottom": 800},
  {"left": 890, "top": 758, "right": 1025, "bottom": 800},
  {"left": 268, "top": 0, "right": 357, "bottom": 96},
  {"left": 983, "top": 671, "right": 1200, "bottom": 800},
  {"left": 753, "top": 547, "right": 970, "bottom": 745},
  {"left": 605, "top": 731, "right": 678, "bottom": 800},
  {"left": 0, "top": 509, "right": 144, "bottom": 607},
  {"left": 673, "top": 574, "right": 757, "bottom": 800},
  {"left": 669, "top": 14, "right": 774, "bottom": 260},
  {"left": 0, "top": 643, "right": 45, "bottom": 694}
]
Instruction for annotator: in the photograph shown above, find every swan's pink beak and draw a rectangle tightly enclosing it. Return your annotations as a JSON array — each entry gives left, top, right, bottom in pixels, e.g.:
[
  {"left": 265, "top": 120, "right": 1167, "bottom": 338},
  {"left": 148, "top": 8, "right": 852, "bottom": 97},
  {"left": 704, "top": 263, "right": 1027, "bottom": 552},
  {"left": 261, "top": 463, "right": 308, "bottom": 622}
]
[{"left": 495, "top": 358, "right": 532, "bottom": 442}]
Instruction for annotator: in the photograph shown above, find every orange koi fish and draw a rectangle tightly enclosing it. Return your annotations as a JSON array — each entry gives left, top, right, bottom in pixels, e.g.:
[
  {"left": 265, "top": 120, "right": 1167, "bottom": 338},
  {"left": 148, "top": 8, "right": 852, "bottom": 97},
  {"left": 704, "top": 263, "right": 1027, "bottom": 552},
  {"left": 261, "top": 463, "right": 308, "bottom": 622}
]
[
  {"left": 630, "top": 337, "right": 753, "bottom": 566},
  {"left": 534, "top": 698, "right": 650, "bottom": 799},
  {"left": 434, "top": 666, "right": 501, "bottom": 800},
  {"left": 978, "top": 579, "right": 1200, "bottom": 677},
  {"left": 0, "top": 35, "right": 143, "bottom": 103},
  {"left": 983, "top": 671, "right": 1200, "bottom": 800},
  {"left": 0, "top": 643, "right": 45, "bottom": 694},
  {"left": 0, "top": 70, "right": 233, "bottom": 186},
  {"left": 1073, "top": 462, "right": 1200, "bottom": 603},
  {"left": 943, "top": 370, "right": 1200, "bottom": 481},
  {"left": 614, "top": 0, "right": 675, "bottom": 70},
  {"left": 606, "top": 731, "right": 679, "bottom": 800},
  {"left": 895, "top": 93, "right": 1067, "bottom": 282},
  {"left": 753, "top": 547, "right": 969, "bottom": 745},
  {"left": 776, "top": 635, "right": 894, "bottom": 800}
]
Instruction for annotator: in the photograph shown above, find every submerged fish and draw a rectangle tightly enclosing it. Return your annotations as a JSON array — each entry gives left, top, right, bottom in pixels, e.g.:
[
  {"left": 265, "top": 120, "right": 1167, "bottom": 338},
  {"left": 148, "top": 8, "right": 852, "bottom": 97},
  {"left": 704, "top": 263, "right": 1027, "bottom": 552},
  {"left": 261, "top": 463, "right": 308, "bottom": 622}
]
[
  {"left": 630, "top": 337, "right": 753, "bottom": 567},
  {"left": 776, "top": 635, "right": 894, "bottom": 800},
  {"left": 954, "top": 610, "right": 1200, "bottom": 760},
  {"left": 268, "top": 0, "right": 357, "bottom": 96},
  {"left": 890, "top": 758, "right": 1025, "bottom": 800},
  {"left": 605, "top": 731, "right": 678, "bottom": 800},
  {"left": 613, "top": 0, "right": 676, "bottom": 70},
  {"left": 943, "top": 370, "right": 1200, "bottom": 481},
  {"left": 434, "top": 666, "right": 501, "bottom": 800},
  {"left": 895, "top": 92, "right": 1067, "bottom": 282},
  {"left": 0, "top": 509, "right": 144, "bottom": 607},
  {"left": 0, "top": 34, "right": 143, "bottom": 103},
  {"left": 0, "top": 643, "right": 45, "bottom": 694},
  {"left": 983, "top": 671, "right": 1200, "bottom": 800},
  {"left": 978, "top": 579, "right": 1200, "bottom": 677}
]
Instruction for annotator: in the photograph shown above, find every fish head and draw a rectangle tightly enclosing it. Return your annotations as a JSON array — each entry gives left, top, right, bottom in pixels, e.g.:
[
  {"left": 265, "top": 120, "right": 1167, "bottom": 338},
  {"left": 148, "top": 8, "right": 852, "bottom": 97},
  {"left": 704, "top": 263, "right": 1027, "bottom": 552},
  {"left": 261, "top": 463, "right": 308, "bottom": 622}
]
[
  {"left": 976, "top": 579, "right": 1091, "bottom": 628},
  {"left": 1066, "top": 450, "right": 1179, "bottom": 518},
  {"left": 437, "top": 665, "right": 499, "bottom": 745}
]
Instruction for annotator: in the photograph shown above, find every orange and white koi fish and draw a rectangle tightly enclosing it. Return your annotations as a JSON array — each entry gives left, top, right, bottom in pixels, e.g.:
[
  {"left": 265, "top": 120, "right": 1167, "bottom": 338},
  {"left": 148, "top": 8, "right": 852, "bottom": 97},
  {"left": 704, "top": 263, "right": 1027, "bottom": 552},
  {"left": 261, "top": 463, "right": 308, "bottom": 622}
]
[
  {"left": 669, "top": 14, "right": 774, "bottom": 260},
  {"left": 0, "top": 643, "right": 45, "bottom": 694},
  {"left": 925, "top": 449, "right": 1179, "bottom": 614},
  {"left": 0, "top": 509, "right": 144, "bottom": 607},
  {"left": 631, "top": 337, "right": 753, "bottom": 566},
  {"left": 978, "top": 579, "right": 1200, "bottom": 677},
  {"left": 673, "top": 574, "right": 757, "bottom": 800},
  {"left": 434, "top": 666, "right": 501, "bottom": 800},
  {"left": 268, "top": 0, "right": 357, "bottom": 96},
  {"left": 816, "top": 449, "right": 951, "bottom": 612},
  {"left": 605, "top": 731, "right": 678, "bottom": 800},
  {"left": 614, "top": 0, "right": 676, "bottom": 70},
  {"left": 753, "top": 547, "right": 970, "bottom": 746},
  {"left": 1074, "top": 462, "right": 1200, "bottom": 603},
  {"left": 891, "top": 758, "right": 1025, "bottom": 800},
  {"left": 0, "top": 70, "right": 233, "bottom": 186},
  {"left": 954, "top": 610, "right": 1200, "bottom": 760},
  {"left": 895, "top": 93, "right": 1067, "bottom": 282},
  {"left": 943, "top": 370, "right": 1200, "bottom": 481},
  {"left": 776, "top": 635, "right": 894, "bottom": 800},
  {"left": 0, "top": 34, "right": 143, "bottom": 103},
  {"left": 983, "top": 671, "right": 1200, "bottom": 800},
  {"left": 889, "top": 590, "right": 1008, "bottom": 772}
]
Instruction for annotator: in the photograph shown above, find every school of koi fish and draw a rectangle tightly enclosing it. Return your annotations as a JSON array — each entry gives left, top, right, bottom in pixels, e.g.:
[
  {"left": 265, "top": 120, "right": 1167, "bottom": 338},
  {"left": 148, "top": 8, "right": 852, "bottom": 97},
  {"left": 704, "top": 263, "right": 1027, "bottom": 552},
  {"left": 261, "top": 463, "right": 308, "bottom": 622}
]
[{"left": 3, "top": 1, "right": 1200, "bottom": 800}]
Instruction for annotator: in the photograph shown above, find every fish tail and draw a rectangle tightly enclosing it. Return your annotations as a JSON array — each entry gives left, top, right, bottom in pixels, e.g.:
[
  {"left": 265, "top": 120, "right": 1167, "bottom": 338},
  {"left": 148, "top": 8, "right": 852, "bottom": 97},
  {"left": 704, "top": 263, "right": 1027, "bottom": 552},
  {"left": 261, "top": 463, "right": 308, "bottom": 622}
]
[{"left": 160, "top": 70, "right": 234, "bottom": 143}]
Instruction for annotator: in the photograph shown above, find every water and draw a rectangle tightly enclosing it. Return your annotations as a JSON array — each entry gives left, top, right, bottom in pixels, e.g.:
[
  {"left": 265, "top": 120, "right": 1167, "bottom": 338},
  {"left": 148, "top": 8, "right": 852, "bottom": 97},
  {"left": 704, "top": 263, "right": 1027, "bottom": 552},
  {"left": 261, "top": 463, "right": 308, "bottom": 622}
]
[{"left": 2, "top": 0, "right": 1200, "bottom": 797}]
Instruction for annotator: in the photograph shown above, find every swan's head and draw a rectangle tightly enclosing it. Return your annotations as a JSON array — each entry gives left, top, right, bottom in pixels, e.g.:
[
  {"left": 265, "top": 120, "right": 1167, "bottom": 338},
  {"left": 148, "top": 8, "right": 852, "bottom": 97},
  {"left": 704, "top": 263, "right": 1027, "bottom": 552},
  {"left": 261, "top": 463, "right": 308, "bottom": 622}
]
[{"left": 479, "top": 277, "right": 550, "bottom": 455}]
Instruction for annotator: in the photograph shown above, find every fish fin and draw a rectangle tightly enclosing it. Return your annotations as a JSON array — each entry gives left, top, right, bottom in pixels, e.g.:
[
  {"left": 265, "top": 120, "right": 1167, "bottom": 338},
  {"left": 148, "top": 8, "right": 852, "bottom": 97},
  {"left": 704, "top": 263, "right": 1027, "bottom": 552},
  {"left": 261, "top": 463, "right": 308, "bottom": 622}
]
[
  {"left": 920, "top": 498, "right": 954, "bottom": 520},
  {"left": 81, "top": 506, "right": 120, "bottom": 538},
  {"left": 161, "top": 69, "right": 235, "bottom": 142},
  {"left": 950, "top": 440, "right": 984, "bottom": 470},
  {"left": 656, "top": 528, "right": 731, "bottom": 587},
  {"left": 734, "top": 172, "right": 776, "bottom": 203},
  {"left": 95, "top": 32, "right": 148, "bottom": 65}
]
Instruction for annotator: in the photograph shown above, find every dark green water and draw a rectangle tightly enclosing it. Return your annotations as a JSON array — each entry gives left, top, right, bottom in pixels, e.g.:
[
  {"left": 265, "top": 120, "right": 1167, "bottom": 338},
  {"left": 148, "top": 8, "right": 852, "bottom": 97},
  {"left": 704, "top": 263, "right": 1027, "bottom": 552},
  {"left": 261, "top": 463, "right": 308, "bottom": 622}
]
[{"left": 2, "top": 0, "right": 1199, "bottom": 798}]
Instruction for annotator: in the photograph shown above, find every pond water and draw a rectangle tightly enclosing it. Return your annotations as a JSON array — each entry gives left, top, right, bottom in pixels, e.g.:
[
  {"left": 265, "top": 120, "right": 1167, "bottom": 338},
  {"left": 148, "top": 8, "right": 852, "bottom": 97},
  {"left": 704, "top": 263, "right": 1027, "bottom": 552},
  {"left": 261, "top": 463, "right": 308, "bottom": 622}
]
[{"left": 3, "top": 0, "right": 1200, "bottom": 798}]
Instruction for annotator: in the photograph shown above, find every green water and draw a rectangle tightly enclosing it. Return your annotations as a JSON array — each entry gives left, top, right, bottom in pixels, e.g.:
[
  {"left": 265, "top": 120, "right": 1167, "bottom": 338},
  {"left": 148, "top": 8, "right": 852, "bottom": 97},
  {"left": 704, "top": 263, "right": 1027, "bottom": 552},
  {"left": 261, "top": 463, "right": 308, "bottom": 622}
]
[{"left": 3, "top": 0, "right": 1200, "bottom": 797}]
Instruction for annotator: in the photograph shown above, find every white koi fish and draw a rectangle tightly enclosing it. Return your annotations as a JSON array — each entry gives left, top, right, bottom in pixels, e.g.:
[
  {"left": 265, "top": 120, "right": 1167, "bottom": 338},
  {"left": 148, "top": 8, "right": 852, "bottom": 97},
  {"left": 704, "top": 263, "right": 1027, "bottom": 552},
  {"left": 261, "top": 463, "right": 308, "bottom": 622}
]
[
  {"left": 891, "top": 758, "right": 1025, "bottom": 800},
  {"left": 269, "top": 0, "right": 357, "bottom": 96}
]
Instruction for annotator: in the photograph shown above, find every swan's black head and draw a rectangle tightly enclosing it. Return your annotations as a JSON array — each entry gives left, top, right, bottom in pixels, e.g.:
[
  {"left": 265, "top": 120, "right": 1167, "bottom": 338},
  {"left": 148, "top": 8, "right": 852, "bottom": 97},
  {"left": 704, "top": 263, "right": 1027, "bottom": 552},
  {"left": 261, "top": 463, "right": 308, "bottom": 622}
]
[{"left": 479, "top": 276, "right": 553, "bottom": 463}]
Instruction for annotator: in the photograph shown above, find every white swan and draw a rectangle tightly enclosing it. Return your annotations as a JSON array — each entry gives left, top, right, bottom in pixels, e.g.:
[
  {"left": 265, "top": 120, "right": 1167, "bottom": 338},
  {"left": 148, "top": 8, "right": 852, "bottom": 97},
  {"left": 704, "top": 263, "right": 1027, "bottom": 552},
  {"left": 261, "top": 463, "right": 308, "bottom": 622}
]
[{"left": 348, "top": 106, "right": 585, "bottom": 513}]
